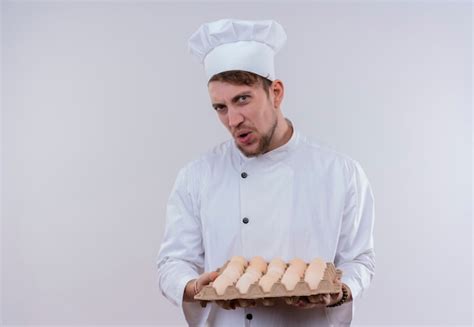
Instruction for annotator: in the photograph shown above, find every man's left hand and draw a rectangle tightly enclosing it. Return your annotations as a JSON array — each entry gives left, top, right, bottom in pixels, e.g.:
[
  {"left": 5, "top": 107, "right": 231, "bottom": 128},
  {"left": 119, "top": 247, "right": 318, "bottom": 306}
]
[{"left": 289, "top": 282, "right": 352, "bottom": 309}]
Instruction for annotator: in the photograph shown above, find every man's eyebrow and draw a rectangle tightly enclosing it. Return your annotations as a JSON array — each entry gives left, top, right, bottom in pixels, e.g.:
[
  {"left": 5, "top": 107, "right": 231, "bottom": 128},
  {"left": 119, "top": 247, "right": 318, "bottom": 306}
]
[
  {"left": 212, "top": 91, "right": 252, "bottom": 107},
  {"left": 231, "top": 91, "right": 252, "bottom": 103},
  {"left": 211, "top": 101, "right": 224, "bottom": 108}
]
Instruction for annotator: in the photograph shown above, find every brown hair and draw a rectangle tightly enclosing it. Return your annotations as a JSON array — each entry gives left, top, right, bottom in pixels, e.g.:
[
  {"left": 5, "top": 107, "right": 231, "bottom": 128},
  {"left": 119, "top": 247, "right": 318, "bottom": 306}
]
[{"left": 208, "top": 70, "right": 273, "bottom": 97}]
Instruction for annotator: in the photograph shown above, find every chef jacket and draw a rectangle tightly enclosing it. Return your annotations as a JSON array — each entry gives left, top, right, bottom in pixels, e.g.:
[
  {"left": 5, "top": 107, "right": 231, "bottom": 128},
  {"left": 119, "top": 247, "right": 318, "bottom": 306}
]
[{"left": 157, "top": 125, "right": 375, "bottom": 326}]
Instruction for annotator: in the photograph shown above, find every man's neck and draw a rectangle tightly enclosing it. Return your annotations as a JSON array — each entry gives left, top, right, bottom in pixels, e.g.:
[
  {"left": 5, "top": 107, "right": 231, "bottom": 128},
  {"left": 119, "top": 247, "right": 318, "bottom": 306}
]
[{"left": 267, "top": 117, "right": 293, "bottom": 152}]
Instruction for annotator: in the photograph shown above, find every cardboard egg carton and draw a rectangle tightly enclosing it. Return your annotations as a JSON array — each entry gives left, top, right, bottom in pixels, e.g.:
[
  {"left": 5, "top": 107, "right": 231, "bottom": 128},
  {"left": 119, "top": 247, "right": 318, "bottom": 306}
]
[{"left": 194, "top": 260, "right": 342, "bottom": 307}]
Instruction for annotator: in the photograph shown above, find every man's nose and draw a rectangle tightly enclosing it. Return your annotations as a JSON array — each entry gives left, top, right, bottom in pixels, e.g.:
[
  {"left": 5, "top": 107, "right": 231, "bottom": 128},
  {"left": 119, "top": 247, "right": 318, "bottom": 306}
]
[{"left": 227, "top": 107, "right": 244, "bottom": 128}]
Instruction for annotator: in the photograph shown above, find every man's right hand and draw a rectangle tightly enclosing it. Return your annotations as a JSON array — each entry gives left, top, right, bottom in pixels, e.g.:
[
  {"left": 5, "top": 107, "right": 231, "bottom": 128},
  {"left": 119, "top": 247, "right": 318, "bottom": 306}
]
[{"left": 183, "top": 271, "right": 219, "bottom": 302}]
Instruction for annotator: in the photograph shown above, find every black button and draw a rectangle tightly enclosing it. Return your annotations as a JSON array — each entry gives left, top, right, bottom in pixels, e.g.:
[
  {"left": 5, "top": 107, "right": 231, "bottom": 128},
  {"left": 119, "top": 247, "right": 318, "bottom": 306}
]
[
  {"left": 241, "top": 172, "right": 248, "bottom": 178},
  {"left": 246, "top": 313, "right": 253, "bottom": 320},
  {"left": 242, "top": 217, "right": 249, "bottom": 224}
]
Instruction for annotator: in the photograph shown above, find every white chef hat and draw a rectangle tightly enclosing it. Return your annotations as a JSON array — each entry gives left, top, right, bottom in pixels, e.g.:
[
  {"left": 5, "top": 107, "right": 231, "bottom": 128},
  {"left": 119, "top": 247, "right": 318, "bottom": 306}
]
[{"left": 188, "top": 18, "right": 287, "bottom": 81}]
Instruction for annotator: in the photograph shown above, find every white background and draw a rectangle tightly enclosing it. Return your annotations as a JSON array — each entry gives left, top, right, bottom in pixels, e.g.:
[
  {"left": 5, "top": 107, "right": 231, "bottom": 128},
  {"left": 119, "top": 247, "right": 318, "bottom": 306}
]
[{"left": 2, "top": 1, "right": 472, "bottom": 325}]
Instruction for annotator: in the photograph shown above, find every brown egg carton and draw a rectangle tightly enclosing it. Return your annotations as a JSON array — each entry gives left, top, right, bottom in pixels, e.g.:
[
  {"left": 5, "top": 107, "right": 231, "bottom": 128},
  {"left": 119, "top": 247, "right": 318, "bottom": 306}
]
[{"left": 194, "top": 260, "right": 342, "bottom": 307}]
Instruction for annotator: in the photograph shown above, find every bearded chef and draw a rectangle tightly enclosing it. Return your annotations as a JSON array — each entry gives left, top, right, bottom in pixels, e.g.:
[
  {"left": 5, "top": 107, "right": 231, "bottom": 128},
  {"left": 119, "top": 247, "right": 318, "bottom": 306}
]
[{"left": 157, "top": 18, "right": 375, "bottom": 327}]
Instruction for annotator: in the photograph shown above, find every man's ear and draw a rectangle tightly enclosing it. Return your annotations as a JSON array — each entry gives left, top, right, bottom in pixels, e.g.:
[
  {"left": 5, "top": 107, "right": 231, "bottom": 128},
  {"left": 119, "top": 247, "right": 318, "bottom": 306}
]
[{"left": 271, "top": 80, "right": 284, "bottom": 109}]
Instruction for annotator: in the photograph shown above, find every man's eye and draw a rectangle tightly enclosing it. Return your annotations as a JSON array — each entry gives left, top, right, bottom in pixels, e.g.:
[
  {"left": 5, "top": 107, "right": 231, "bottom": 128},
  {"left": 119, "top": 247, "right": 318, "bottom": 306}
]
[
  {"left": 214, "top": 106, "right": 227, "bottom": 112},
  {"left": 238, "top": 96, "right": 249, "bottom": 102}
]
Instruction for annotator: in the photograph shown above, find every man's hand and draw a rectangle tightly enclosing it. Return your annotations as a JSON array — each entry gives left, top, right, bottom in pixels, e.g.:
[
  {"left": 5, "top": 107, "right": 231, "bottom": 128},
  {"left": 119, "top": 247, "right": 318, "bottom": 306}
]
[
  {"left": 288, "top": 281, "right": 352, "bottom": 309},
  {"left": 183, "top": 271, "right": 219, "bottom": 302}
]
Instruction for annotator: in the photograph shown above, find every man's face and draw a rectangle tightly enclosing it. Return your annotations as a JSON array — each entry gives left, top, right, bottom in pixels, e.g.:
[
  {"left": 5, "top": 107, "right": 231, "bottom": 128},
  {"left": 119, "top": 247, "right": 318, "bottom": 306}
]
[{"left": 208, "top": 81, "right": 278, "bottom": 157}]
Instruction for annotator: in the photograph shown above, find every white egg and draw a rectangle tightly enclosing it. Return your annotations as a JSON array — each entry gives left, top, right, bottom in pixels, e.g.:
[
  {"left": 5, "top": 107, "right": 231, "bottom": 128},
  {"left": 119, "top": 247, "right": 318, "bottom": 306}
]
[
  {"left": 249, "top": 256, "right": 267, "bottom": 273},
  {"left": 258, "top": 274, "right": 279, "bottom": 293},
  {"left": 222, "top": 265, "right": 242, "bottom": 282},
  {"left": 212, "top": 274, "right": 233, "bottom": 295},
  {"left": 281, "top": 271, "right": 301, "bottom": 291},
  {"left": 230, "top": 256, "right": 247, "bottom": 268},
  {"left": 235, "top": 274, "right": 254, "bottom": 294},
  {"left": 304, "top": 258, "right": 326, "bottom": 290}
]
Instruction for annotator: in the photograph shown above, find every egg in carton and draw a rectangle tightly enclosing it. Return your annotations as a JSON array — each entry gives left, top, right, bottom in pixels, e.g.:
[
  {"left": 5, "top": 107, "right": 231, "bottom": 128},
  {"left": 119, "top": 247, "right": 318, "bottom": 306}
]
[{"left": 195, "top": 256, "right": 343, "bottom": 307}]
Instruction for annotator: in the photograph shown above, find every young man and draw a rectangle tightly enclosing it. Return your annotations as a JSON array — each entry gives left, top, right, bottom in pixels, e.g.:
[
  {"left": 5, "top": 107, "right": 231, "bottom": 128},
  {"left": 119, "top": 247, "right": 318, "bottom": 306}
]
[{"left": 157, "top": 19, "right": 375, "bottom": 326}]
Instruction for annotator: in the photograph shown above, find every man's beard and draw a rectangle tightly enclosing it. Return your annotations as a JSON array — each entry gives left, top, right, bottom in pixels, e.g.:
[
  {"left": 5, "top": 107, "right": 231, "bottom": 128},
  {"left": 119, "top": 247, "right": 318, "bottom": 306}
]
[{"left": 237, "top": 115, "right": 278, "bottom": 158}]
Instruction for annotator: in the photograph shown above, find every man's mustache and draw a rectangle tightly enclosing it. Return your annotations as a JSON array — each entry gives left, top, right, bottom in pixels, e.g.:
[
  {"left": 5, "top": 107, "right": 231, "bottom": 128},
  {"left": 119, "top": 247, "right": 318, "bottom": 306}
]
[{"left": 232, "top": 125, "right": 255, "bottom": 138}]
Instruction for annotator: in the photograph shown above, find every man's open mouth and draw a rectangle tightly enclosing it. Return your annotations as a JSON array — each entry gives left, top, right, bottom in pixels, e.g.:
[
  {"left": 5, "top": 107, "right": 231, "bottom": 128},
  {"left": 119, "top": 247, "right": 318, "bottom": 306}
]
[{"left": 236, "top": 131, "right": 253, "bottom": 144}]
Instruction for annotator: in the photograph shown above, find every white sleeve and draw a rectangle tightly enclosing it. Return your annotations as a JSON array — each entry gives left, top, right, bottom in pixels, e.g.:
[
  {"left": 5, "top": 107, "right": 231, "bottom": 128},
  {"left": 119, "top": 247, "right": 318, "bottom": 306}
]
[
  {"left": 156, "top": 165, "right": 208, "bottom": 326},
  {"left": 335, "top": 159, "right": 376, "bottom": 300}
]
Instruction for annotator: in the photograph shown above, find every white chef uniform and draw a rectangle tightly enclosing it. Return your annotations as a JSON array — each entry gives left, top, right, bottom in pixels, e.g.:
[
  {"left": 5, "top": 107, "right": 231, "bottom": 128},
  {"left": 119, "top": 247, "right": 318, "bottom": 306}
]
[{"left": 157, "top": 124, "right": 376, "bottom": 326}]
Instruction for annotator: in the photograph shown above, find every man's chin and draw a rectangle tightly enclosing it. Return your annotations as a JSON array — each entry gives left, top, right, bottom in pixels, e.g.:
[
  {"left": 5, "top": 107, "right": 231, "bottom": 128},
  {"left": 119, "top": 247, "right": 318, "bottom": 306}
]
[{"left": 236, "top": 141, "right": 261, "bottom": 158}]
